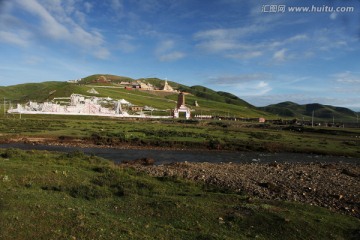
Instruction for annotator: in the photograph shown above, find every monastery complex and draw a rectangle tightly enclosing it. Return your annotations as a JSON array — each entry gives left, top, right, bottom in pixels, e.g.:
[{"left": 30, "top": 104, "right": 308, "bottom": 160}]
[{"left": 8, "top": 79, "right": 192, "bottom": 119}]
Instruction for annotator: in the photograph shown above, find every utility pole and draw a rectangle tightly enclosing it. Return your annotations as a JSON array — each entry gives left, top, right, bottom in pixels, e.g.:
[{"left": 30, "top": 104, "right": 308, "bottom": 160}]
[
  {"left": 311, "top": 110, "right": 314, "bottom": 127},
  {"left": 3, "top": 97, "right": 5, "bottom": 117}
]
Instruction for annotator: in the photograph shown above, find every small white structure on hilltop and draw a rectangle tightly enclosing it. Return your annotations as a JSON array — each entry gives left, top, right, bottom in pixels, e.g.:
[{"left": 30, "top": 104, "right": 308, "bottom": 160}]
[
  {"left": 87, "top": 88, "right": 99, "bottom": 94},
  {"left": 162, "top": 80, "right": 175, "bottom": 92}
]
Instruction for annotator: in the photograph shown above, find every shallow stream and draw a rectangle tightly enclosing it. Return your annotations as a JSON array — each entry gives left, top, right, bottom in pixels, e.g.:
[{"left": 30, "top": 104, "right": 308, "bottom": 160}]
[{"left": 0, "top": 143, "right": 358, "bottom": 165}]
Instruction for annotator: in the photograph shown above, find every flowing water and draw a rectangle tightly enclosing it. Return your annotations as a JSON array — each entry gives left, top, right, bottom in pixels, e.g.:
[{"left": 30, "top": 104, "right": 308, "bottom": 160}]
[{"left": 0, "top": 143, "right": 358, "bottom": 165}]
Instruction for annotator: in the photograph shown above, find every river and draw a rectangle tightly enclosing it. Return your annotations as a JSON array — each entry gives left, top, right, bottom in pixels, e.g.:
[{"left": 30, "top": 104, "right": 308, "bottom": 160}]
[{"left": 0, "top": 143, "right": 358, "bottom": 165}]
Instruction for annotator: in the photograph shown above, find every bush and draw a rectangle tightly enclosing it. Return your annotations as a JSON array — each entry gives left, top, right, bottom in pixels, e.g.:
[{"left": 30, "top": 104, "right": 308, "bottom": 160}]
[
  {"left": 91, "top": 170, "right": 125, "bottom": 197},
  {"left": 69, "top": 184, "right": 112, "bottom": 200},
  {"left": 207, "top": 138, "right": 222, "bottom": 150},
  {"left": 1, "top": 148, "right": 25, "bottom": 159},
  {"left": 66, "top": 150, "right": 86, "bottom": 159}
]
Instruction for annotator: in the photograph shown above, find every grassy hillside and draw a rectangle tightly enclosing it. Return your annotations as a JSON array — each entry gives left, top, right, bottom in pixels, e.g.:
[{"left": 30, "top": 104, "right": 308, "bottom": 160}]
[
  {"left": 0, "top": 81, "right": 88, "bottom": 103},
  {"left": 0, "top": 75, "right": 272, "bottom": 118},
  {"left": 1, "top": 148, "right": 359, "bottom": 239},
  {"left": 80, "top": 74, "right": 134, "bottom": 84},
  {"left": 260, "top": 101, "right": 358, "bottom": 123}
]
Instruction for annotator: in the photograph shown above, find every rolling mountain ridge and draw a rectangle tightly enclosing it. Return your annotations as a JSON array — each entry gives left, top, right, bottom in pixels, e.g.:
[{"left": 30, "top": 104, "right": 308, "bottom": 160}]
[{"left": 260, "top": 101, "right": 358, "bottom": 122}]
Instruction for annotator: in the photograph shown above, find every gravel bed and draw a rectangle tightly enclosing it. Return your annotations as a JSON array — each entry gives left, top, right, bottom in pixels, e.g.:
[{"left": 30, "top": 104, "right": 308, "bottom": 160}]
[{"left": 129, "top": 161, "right": 360, "bottom": 218}]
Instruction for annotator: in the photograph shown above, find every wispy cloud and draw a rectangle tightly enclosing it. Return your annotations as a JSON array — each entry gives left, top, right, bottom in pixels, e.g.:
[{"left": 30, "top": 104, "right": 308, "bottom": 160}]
[
  {"left": 111, "top": 0, "right": 124, "bottom": 11},
  {"left": 226, "top": 51, "right": 263, "bottom": 60},
  {"left": 84, "top": 2, "right": 93, "bottom": 13},
  {"left": 208, "top": 73, "right": 271, "bottom": 85},
  {"left": 0, "top": 30, "right": 31, "bottom": 47},
  {"left": 159, "top": 51, "right": 185, "bottom": 62},
  {"left": 333, "top": 71, "right": 360, "bottom": 84},
  {"left": 193, "top": 21, "right": 309, "bottom": 63},
  {"left": 192, "top": 1, "right": 358, "bottom": 65},
  {"left": 331, "top": 71, "right": 360, "bottom": 95},
  {"left": 23, "top": 55, "right": 43, "bottom": 65},
  {"left": 7, "top": 0, "right": 110, "bottom": 59},
  {"left": 272, "top": 48, "right": 287, "bottom": 62},
  {"left": 116, "top": 34, "right": 138, "bottom": 53},
  {"left": 207, "top": 73, "right": 272, "bottom": 96},
  {"left": 155, "top": 40, "right": 185, "bottom": 62},
  {"left": 194, "top": 26, "right": 266, "bottom": 53}
]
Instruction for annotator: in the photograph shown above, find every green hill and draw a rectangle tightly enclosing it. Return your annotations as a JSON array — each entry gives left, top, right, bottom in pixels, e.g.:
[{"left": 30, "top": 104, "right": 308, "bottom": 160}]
[
  {"left": 80, "top": 74, "right": 134, "bottom": 84},
  {"left": 0, "top": 81, "right": 88, "bottom": 103},
  {"left": 0, "top": 75, "right": 271, "bottom": 118},
  {"left": 260, "top": 101, "right": 358, "bottom": 122},
  {"left": 2, "top": 75, "right": 358, "bottom": 121}
]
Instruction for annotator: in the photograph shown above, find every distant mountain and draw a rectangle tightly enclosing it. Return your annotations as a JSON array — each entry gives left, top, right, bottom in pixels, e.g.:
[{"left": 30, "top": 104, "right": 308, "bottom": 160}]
[{"left": 260, "top": 101, "right": 358, "bottom": 122}]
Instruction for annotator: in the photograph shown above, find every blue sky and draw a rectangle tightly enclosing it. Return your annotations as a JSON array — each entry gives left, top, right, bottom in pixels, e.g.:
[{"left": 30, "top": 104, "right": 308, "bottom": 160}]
[{"left": 1, "top": 0, "right": 360, "bottom": 110}]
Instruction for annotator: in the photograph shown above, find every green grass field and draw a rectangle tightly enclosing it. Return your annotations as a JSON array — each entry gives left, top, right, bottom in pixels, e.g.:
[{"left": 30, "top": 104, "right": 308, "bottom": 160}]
[
  {"left": 0, "top": 148, "right": 359, "bottom": 239},
  {"left": 1, "top": 114, "right": 360, "bottom": 157}
]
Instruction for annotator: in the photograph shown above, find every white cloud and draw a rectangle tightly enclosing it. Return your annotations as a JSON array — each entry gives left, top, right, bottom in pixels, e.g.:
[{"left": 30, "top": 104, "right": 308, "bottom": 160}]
[
  {"left": 333, "top": 71, "right": 360, "bottom": 84},
  {"left": 156, "top": 40, "right": 175, "bottom": 53},
  {"left": 13, "top": 0, "right": 110, "bottom": 59},
  {"left": 194, "top": 26, "right": 265, "bottom": 53},
  {"left": 94, "top": 48, "right": 110, "bottom": 60},
  {"left": 272, "top": 49, "right": 287, "bottom": 62},
  {"left": 24, "top": 56, "right": 43, "bottom": 65},
  {"left": 207, "top": 74, "right": 272, "bottom": 96},
  {"left": 208, "top": 73, "right": 271, "bottom": 85},
  {"left": 17, "top": 0, "right": 70, "bottom": 39},
  {"left": 0, "top": 30, "right": 31, "bottom": 47},
  {"left": 74, "top": 10, "right": 86, "bottom": 25},
  {"left": 257, "top": 81, "right": 268, "bottom": 88},
  {"left": 286, "top": 34, "right": 308, "bottom": 42},
  {"left": 241, "top": 81, "right": 272, "bottom": 96},
  {"left": 330, "top": 12, "right": 337, "bottom": 20},
  {"left": 117, "top": 35, "right": 138, "bottom": 53},
  {"left": 314, "top": 28, "right": 355, "bottom": 52},
  {"left": 84, "top": 2, "right": 93, "bottom": 13},
  {"left": 111, "top": 0, "right": 124, "bottom": 12},
  {"left": 331, "top": 71, "right": 360, "bottom": 95},
  {"left": 159, "top": 51, "right": 185, "bottom": 62},
  {"left": 193, "top": 23, "right": 309, "bottom": 63},
  {"left": 155, "top": 40, "right": 185, "bottom": 62},
  {"left": 226, "top": 51, "right": 263, "bottom": 59}
]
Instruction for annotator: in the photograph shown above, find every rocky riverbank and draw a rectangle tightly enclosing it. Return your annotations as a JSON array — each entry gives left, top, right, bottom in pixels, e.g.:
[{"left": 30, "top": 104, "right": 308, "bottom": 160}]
[
  {"left": 129, "top": 161, "right": 360, "bottom": 218},
  {"left": 0, "top": 137, "right": 201, "bottom": 151}
]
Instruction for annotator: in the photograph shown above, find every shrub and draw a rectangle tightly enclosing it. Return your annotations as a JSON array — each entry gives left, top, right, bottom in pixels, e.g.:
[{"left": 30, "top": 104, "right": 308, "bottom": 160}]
[
  {"left": 68, "top": 184, "right": 112, "bottom": 200},
  {"left": 1, "top": 148, "right": 25, "bottom": 159}
]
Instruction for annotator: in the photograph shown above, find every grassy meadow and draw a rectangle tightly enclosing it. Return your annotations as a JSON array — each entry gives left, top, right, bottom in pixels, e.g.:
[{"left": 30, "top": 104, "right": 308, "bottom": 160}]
[
  {"left": 0, "top": 113, "right": 360, "bottom": 157},
  {"left": 0, "top": 95, "right": 360, "bottom": 239},
  {"left": 0, "top": 148, "right": 359, "bottom": 239}
]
